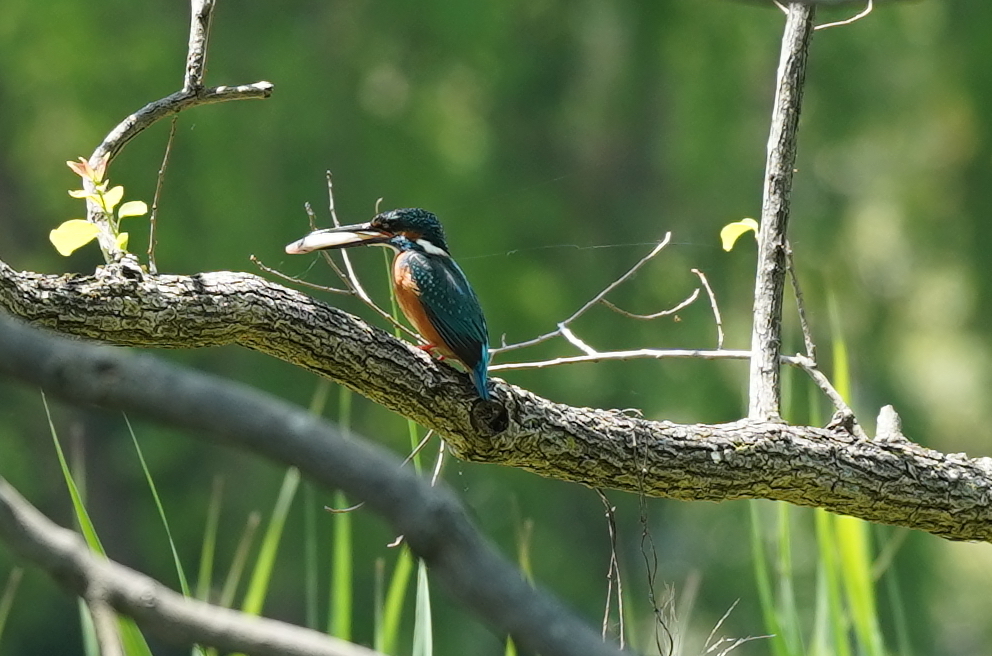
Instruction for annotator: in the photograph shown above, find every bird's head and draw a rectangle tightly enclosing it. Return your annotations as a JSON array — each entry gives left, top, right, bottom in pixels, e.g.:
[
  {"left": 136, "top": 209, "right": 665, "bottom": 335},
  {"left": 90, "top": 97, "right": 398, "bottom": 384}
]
[{"left": 285, "top": 208, "right": 450, "bottom": 256}]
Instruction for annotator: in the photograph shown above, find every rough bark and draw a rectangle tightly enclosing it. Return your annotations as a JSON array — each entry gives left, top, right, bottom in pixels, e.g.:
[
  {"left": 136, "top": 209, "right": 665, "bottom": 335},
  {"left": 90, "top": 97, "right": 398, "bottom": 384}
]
[{"left": 3, "top": 258, "right": 992, "bottom": 543}]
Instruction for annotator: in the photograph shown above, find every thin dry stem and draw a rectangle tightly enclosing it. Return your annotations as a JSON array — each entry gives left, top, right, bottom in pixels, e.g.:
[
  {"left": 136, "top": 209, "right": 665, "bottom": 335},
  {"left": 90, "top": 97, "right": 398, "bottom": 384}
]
[
  {"left": 147, "top": 116, "right": 179, "bottom": 274},
  {"left": 691, "top": 269, "right": 724, "bottom": 349},
  {"left": 815, "top": 0, "right": 873, "bottom": 30},
  {"left": 786, "top": 244, "right": 816, "bottom": 360},
  {"left": 493, "top": 233, "right": 673, "bottom": 355},
  {"left": 251, "top": 255, "right": 351, "bottom": 295},
  {"left": 600, "top": 287, "right": 700, "bottom": 320}
]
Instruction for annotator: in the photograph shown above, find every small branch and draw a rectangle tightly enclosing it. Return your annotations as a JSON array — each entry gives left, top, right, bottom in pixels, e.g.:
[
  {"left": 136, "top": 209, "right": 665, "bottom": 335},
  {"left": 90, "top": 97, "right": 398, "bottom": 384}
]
[
  {"left": 0, "top": 478, "right": 384, "bottom": 656},
  {"left": 493, "top": 234, "right": 672, "bottom": 355},
  {"left": 147, "top": 116, "right": 178, "bottom": 274},
  {"left": 184, "top": 0, "right": 215, "bottom": 91},
  {"left": 786, "top": 244, "right": 816, "bottom": 360},
  {"left": 77, "top": 0, "right": 270, "bottom": 262},
  {"left": 90, "top": 83, "right": 274, "bottom": 172},
  {"left": 790, "top": 355, "right": 866, "bottom": 438},
  {"left": 690, "top": 269, "right": 724, "bottom": 350},
  {"left": 492, "top": 348, "right": 756, "bottom": 371},
  {"left": 814, "top": 0, "right": 873, "bottom": 30},
  {"left": 251, "top": 255, "right": 351, "bottom": 295},
  {"left": 600, "top": 288, "right": 700, "bottom": 320},
  {"left": 748, "top": 3, "right": 816, "bottom": 421}
]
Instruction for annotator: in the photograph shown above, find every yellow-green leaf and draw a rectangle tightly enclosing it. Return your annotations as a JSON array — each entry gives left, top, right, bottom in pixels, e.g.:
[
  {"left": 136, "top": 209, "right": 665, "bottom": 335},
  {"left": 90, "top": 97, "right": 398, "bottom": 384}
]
[
  {"left": 720, "top": 218, "right": 759, "bottom": 252},
  {"left": 116, "top": 232, "right": 129, "bottom": 251},
  {"left": 49, "top": 220, "right": 100, "bottom": 256},
  {"left": 118, "top": 200, "right": 148, "bottom": 218},
  {"left": 102, "top": 185, "right": 124, "bottom": 212}
]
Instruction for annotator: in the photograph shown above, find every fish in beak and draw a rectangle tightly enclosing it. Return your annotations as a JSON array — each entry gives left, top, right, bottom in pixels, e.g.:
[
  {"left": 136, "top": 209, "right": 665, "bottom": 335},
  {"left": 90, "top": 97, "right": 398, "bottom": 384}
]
[{"left": 285, "top": 222, "right": 392, "bottom": 254}]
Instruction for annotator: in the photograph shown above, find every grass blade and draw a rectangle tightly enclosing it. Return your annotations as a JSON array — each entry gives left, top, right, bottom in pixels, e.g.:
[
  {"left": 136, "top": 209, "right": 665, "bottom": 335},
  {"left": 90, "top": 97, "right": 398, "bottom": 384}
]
[
  {"left": 241, "top": 467, "right": 300, "bottom": 615},
  {"left": 329, "top": 386, "right": 354, "bottom": 640},
  {"left": 42, "top": 393, "right": 153, "bottom": 656},
  {"left": 412, "top": 560, "right": 433, "bottom": 656},
  {"left": 123, "top": 414, "right": 192, "bottom": 598},
  {"left": 380, "top": 546, "right": 415, "bottom": 655},
  {"left": 748, "top": 501, "right": 788, "bottom": 656},
  {"left": 0, "top": 568, "right": 22, "bottom": 647},
  {"left": 196, "top": 476, "right": 224, "bottom": 602}
]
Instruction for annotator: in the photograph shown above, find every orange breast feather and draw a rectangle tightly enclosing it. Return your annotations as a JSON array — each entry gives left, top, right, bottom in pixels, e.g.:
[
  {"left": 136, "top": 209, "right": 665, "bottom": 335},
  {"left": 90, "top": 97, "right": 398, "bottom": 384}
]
[{"left": 393, "top": 254, "right": 453, "bottom": 359}]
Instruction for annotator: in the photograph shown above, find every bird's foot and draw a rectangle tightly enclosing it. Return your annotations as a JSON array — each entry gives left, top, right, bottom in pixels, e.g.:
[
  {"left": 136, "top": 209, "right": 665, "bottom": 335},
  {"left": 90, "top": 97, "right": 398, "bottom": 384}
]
[{"left": 417, "top": 343, "right": 446, "bottom": 361}]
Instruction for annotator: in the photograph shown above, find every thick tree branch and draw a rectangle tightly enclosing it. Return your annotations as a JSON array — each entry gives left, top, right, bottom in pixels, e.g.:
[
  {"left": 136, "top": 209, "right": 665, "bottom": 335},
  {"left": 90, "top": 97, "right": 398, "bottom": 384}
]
[
  {"left": 2, "top": 261, "right": 992, "bottom": 542},
  {"left": 748, "top": 3, "right": 815, "bottom": 421},
  {"left": 0, "top": 310, "right": 624, "bottom": 656},
  {"left": 0, "top": 478, "right": 384, "bottom": 656}
]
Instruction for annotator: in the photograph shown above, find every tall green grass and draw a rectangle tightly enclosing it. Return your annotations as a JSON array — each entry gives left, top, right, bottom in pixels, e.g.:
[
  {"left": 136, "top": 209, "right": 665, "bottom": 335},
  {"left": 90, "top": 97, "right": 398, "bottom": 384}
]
[
  {"left": 749, "top": 292, "right": 901, "bottom": 655},
  {"left": 41, "top": 392, "right": 153, "bottom": 656}
]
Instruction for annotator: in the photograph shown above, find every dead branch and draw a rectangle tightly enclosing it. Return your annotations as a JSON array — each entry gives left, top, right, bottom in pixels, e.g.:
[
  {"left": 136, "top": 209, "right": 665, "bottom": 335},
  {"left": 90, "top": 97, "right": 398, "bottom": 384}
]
[{"left": 748, "top": 3, "right": 816, "bottom": 421}]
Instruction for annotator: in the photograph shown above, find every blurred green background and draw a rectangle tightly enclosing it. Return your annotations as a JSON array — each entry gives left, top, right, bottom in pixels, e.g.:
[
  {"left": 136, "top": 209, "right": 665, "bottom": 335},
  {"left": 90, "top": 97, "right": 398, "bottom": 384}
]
[{"left": 1, "top": 0, "right": 991, "bottom": 654}]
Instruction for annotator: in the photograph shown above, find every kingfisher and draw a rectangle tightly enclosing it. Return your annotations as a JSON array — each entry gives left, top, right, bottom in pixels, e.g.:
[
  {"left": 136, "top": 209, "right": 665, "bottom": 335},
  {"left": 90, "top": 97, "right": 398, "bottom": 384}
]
[{"left": 285, "top": 208, "right": 491, "bottom": 400}]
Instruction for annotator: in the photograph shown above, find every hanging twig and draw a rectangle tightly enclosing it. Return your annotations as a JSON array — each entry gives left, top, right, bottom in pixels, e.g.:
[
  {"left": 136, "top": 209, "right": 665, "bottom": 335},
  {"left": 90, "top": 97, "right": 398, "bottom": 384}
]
[
  {"left": 785, "top": 244, "right": 816, "bottom": 360},
  {"left": 600, "top": 288, "right": 700, "bottom": 320},
  {"left": 147, "top": 116, "right": 178, "bottom": 274},
  {"left": 691, "top": 269, "right": 724, "bottom": 350}
]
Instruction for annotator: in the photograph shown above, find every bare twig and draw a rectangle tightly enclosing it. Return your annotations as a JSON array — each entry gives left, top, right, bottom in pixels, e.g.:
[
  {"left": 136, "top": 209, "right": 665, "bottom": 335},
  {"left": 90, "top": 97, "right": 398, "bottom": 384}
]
[
  {"left": 147, "top": 116, "right": 179, "bottom": 274},
  {"left": 785, "top": 244, "right": 816, "bottom": 360},
  {"left": 691, "top": 269, "right": 724, "bottom": 349},
  {"left": 815, "top": 0, "right": 873, "bottom": 30},
  {"left": 600, "top": 288, "right": 700, "bottom": 320},
  {"left": 790, "top": 354, "right": 866, "bottom": 437},
  {"left": 251, "top": 255, "right": 351, "bottom": 295},
  {"left": 596, "top": 490, "right": 624, "bottom": 649},
  {"left": 402, "top": 429, "right": 436, "bottom": 467},
  {"left": 297, "top": 179, "right": 419, "bottom": 339},
  {"left": 430, "top": 439, "right": 447, "bottom": 487},
  {"left": 748, "top": 2, "right": 816, "bottom": 421},
  {"left": 493, "top": 234, "right": 673, "bottom": 355},
  {"left": 490, "top": 348, "right": 755, "bottom": 371}
]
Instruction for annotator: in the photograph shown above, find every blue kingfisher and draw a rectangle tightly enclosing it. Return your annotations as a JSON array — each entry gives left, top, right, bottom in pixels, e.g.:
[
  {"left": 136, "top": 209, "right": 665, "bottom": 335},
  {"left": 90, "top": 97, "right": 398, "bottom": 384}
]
[{"left": 286, "top": 208, "right": 491, "bottom": 400}]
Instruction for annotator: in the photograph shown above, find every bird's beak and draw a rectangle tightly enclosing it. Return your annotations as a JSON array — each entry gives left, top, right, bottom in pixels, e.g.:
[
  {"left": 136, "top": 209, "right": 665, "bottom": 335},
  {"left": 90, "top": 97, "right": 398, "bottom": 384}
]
[{"left": 285, "top": 222, "right": 392, "bottom": 254}]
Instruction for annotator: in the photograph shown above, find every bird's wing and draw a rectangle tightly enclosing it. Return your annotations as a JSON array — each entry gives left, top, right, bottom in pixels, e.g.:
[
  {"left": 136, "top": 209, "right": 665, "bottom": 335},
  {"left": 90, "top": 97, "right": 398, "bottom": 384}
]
[{"left": 409, "top": 252, "right": 489, "bottom": 369}]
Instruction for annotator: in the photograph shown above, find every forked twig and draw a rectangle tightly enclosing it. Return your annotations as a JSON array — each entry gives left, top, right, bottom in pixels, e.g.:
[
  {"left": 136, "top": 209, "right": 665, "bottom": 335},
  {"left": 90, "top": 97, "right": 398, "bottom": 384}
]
[
  {"left": 493, "top": 233, "right": 673, "bottom": 354},
  {"left": 251, "top": 255, "right": 351, "bottom": 295}
]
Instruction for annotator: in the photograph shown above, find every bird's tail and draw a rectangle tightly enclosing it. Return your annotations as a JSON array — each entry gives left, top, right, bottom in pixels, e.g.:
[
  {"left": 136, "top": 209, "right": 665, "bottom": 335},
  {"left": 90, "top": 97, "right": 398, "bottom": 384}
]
[{"left": 470, "top": 354, "right": 490, "bottom": 400}]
